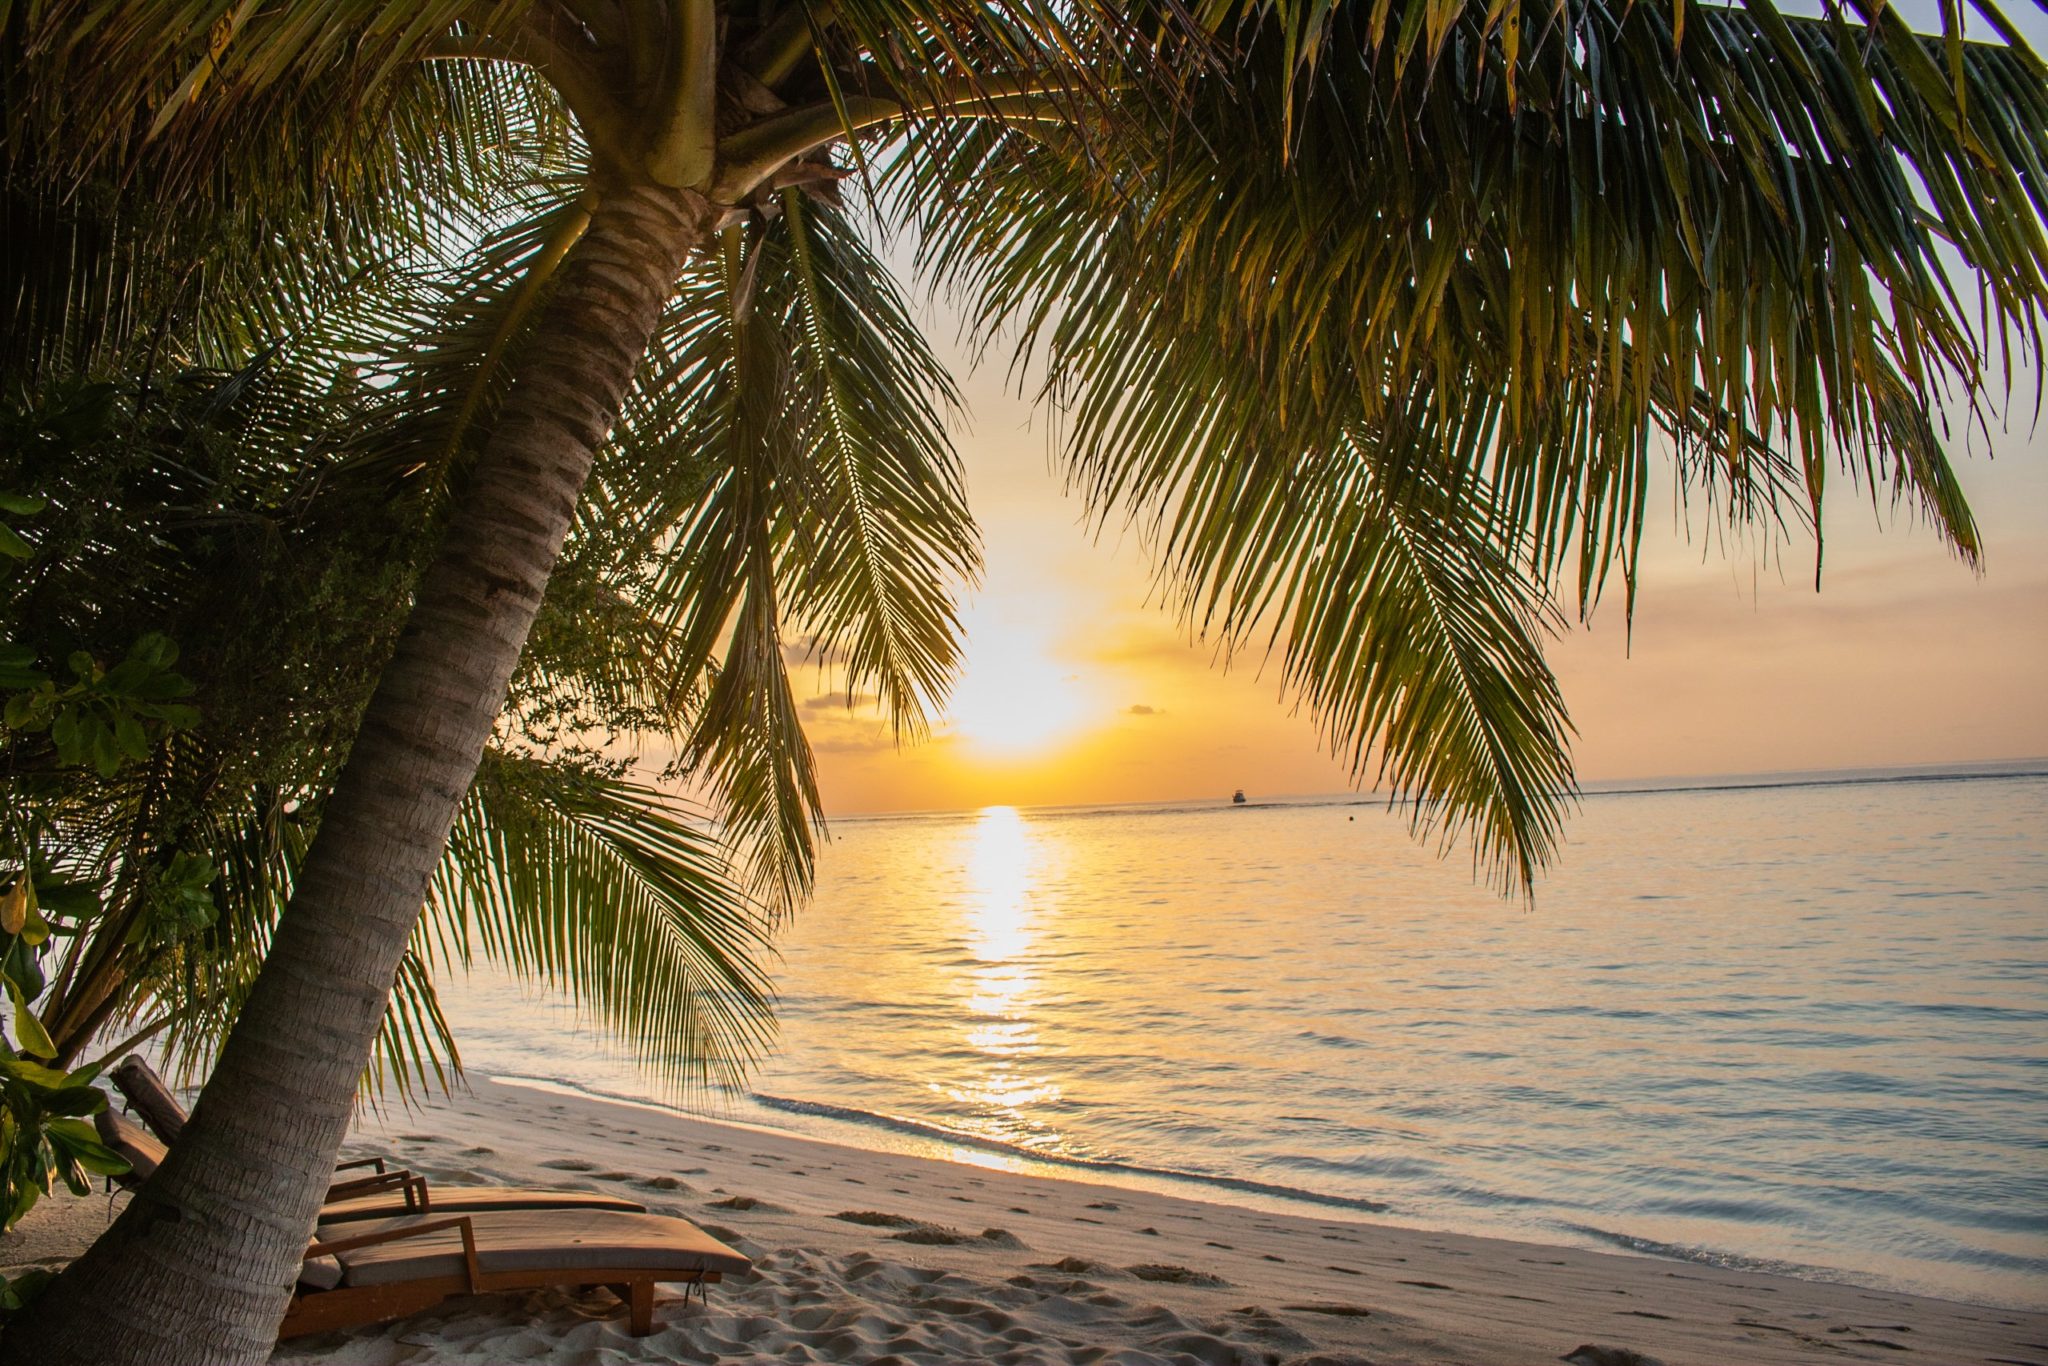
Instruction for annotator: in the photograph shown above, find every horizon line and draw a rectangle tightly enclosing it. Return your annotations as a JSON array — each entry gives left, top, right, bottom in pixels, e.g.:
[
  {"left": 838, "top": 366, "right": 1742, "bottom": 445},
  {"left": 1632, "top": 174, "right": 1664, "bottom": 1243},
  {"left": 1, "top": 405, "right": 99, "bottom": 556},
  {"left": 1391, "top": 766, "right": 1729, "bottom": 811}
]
[{"left": 819, "top": 754, "right": 2048, "bottom": 824}]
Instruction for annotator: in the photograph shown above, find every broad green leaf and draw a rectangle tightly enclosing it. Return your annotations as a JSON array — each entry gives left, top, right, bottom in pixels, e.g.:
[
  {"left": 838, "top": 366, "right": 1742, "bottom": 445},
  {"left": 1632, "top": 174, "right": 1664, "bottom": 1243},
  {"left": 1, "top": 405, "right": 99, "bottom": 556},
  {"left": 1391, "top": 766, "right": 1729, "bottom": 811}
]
[{"left": 3, "top": 979, "right": 57, "bottom": 1060}]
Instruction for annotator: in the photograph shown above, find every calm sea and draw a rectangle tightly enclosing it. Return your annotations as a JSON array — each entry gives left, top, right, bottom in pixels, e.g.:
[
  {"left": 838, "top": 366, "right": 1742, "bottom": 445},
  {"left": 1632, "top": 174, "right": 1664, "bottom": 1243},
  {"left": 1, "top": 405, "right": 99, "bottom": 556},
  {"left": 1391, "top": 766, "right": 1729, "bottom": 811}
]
[{"left": 438, "top": 761, "right": 2048, "bottom": 1309}]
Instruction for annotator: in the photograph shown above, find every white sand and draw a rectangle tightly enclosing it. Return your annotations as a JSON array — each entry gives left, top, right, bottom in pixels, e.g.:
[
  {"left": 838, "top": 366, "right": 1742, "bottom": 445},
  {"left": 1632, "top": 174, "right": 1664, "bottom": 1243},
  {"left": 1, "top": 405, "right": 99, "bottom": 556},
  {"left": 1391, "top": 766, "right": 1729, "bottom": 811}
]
[{"left": 9, "top": 1074, "right": 2043, "bottom": 1365}]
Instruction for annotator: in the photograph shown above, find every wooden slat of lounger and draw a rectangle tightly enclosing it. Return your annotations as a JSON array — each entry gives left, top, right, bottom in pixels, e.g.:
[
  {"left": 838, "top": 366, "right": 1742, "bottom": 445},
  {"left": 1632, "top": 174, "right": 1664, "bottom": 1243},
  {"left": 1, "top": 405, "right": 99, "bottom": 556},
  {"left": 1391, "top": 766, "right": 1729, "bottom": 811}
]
[
  {"left": 318, "top": 1209, "right": 750, "bottom": 1287},
  {"left": 317, "top": 1186, "right": 647, "bottom": 1223}
]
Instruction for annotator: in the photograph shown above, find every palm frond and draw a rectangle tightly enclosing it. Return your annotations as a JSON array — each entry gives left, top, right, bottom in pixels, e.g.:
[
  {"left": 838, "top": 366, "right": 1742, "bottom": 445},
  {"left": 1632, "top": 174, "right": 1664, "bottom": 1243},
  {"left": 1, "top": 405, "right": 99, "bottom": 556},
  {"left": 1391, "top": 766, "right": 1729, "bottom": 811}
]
[
  {"left": 777, "top": 190, "right": 977, "bottom": 735},
  {"left": 582, "top": 194, "right": 976, "bottom": 909},
  {"left": 4, "top": 12, "right": 565, "bottom": 380},
  {"left": 1278, "top": 429, "right": 1573, "bottom": 891},
  {"left": 897, "top": 0, "right": 2048, "bottom": 889},
  {"left": 430, "top": 751, "right": 778, "bottom": 1092}
]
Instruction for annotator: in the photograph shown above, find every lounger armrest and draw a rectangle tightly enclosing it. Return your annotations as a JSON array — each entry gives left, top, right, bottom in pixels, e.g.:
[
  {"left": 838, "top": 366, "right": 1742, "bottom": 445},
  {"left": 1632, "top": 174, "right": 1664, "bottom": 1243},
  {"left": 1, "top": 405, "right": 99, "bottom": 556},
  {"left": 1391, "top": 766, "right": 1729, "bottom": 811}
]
[
  {"left": 333, "top": 1156, "right": 387, "bottom": 1174},
  {"left": 326, "top": 1169, "right": 415, "bottom": 1201},
  {"left": 308, "top": 1215, "right": 482, "bottom": 1293}
]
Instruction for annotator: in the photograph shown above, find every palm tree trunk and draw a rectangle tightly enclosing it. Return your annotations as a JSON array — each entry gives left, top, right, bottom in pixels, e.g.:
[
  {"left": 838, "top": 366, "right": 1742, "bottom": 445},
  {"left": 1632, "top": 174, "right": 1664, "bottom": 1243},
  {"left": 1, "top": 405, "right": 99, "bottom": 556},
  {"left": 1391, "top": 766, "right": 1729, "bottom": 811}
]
[{"left": 3, "top": 181, "right": 717, "bottom": 1366}]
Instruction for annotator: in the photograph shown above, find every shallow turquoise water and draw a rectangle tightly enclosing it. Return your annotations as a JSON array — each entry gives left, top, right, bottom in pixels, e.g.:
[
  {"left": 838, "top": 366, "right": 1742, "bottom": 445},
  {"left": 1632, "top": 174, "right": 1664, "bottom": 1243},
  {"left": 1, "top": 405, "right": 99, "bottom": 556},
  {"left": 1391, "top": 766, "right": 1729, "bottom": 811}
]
[{"left": 440, "top": 763, "right": 2048, "bottom": 1308}]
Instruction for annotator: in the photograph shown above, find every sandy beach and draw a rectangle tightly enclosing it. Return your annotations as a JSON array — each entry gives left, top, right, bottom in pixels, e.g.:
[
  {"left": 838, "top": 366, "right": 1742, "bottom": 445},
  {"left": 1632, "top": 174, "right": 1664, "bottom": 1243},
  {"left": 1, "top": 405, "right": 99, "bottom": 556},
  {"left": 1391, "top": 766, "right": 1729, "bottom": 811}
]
[{"left": 8, "top": 1074, "right": 2041, "bottom": 1366}]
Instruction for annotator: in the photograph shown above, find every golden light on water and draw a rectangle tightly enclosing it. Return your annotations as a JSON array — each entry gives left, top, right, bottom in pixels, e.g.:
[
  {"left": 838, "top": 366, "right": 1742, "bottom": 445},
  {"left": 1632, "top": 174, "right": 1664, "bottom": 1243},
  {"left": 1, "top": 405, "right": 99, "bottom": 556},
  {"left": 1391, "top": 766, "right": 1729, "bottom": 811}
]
[
  {"left": 941, "top": 806, "right": 1061, "bottom": 1132},
  {"left": 964, "top": 806, "right": 1034, "bottom": 962}
]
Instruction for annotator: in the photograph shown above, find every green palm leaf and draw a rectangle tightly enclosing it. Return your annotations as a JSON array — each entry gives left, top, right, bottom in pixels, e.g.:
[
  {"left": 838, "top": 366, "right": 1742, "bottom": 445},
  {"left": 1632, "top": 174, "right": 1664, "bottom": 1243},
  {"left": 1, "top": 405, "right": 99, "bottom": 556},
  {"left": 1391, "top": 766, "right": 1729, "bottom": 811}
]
[
  {"left": 589, "top": 193, "right": 978, "bottom": 909},
  {"left": 779, "top": 191, "right": 976, "bottom": 737},
  {"left": 899, "top": 0, "right": 2047, "bottom": 889},
  {"left": 430, "top": 751, "right": 777, "bottom": 1091}
]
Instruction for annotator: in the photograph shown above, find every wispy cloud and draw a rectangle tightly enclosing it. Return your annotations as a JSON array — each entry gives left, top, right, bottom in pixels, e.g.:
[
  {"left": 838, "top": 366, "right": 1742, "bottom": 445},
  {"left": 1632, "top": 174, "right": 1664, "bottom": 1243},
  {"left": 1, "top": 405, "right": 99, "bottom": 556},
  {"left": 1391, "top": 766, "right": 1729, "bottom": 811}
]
[
  {"left": 805, "top": 690, "right": 880, "bottom": 712},
  {"left": 781, "top": 633, "right": 848, "bottom": 668}
]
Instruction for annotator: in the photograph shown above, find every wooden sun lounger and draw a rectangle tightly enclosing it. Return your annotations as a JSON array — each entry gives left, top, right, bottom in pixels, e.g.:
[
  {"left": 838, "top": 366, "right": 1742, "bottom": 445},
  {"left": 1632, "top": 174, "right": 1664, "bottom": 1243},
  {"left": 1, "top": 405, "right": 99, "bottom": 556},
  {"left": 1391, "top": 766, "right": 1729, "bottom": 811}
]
[
  {"left": 282, "top": 1208, "right": 750, "bottom": 1337},
  {"left": 94, "top": 1109, "right": 649, "bottom": 1223}
]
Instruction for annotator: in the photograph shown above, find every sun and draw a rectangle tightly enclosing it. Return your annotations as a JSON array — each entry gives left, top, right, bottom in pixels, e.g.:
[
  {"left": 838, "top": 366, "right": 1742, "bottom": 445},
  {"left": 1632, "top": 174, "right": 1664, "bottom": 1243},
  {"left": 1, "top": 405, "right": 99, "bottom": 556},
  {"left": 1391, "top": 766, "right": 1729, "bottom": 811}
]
[{"left": 944, "top": 605, "right": 1093, "bottom": 759}]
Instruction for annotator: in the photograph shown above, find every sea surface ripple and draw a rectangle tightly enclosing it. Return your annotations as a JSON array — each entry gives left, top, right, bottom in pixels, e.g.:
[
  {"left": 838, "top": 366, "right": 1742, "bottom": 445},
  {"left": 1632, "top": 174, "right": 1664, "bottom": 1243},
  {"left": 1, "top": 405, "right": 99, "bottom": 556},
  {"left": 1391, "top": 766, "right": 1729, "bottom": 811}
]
[{"left": 441, "top": 761, "right": 2048, "bottom": 1309}]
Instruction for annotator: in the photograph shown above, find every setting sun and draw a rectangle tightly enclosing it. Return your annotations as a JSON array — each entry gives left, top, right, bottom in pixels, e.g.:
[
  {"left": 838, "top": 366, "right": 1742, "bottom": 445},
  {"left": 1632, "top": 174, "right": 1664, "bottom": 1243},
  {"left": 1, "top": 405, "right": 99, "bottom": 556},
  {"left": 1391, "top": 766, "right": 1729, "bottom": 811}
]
[{"left": 941, "top": 603, "right": 1095, "bottom": 758}]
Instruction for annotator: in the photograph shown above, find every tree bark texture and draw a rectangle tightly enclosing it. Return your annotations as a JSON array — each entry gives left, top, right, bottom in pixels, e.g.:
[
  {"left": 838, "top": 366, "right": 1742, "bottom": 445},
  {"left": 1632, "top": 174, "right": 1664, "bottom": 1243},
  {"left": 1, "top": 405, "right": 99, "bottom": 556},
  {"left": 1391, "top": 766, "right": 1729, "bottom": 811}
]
[{"left": 3, "top": 182, "right": 716, "bottom": 1366}]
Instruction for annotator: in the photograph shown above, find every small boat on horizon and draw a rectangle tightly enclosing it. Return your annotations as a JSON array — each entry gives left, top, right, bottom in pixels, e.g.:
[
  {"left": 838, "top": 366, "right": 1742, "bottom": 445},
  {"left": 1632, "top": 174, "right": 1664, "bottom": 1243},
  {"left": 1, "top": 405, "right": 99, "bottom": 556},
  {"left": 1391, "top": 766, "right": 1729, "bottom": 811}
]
[{"left": 1231, "top": 789, "right": 1247, "bottom": 805}]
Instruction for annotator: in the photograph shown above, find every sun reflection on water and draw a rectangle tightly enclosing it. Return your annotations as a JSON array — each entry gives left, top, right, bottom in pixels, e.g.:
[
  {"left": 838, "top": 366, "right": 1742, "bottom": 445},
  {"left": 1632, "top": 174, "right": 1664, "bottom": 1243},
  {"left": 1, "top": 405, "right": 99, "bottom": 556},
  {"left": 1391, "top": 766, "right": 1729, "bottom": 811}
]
[
  {"left": 941, "top": 807, "right": 1063, "bottom": 1139},
  {"left": 966, "top": 806, "right": 1034, "bottom": 962}
]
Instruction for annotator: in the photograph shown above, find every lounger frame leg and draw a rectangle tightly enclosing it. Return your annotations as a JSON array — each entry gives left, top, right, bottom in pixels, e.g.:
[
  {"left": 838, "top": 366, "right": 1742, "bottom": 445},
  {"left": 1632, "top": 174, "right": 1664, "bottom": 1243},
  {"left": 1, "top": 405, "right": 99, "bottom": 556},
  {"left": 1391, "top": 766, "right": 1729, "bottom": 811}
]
[{"left": 628, "top": 1279, "right": 654, "bottom": 1335}]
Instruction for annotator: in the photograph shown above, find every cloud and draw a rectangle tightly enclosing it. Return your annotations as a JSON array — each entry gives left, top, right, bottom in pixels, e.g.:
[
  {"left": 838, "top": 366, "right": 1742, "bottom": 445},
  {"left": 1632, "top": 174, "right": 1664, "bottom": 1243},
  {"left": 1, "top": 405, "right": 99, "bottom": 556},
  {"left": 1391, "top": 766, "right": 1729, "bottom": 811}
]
[
  {"left": 804, "top": 690, "right": 879, "bottom": 712},
  {"left": 811, "top": 732, "right": 900, "bottom": 755},
  {"left": 1126, "top": 703, "right": 1163, "bottom": 716},
  {"left": 780, "top": 634, "right": 848, "bottom": 668}
]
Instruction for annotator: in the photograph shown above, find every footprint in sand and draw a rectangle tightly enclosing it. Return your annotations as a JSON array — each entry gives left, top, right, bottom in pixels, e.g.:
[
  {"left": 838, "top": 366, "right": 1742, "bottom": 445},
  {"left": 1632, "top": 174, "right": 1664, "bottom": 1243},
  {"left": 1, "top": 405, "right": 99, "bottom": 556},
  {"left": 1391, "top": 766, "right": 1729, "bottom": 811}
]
[
  {"left": 631, "top": 1175, "right": 692, "bottom": 1191},
  {"left": 539, "top": 1158, "right": 597, "bottom": 1172},
  {"left": 1563, "top": 1347, "right": 1669, "bottom": 1366},
  {"left": 1086, "top": 1201, "right": 1121, "bottom": 1210},
  {"left": 833, "top": 1210, "right": 920, "bottom": 1228},
  {"left": 892, "top": 1223, "right": 1024, "bottom": 1248},
  {"left": 1030, "top": 1256, "right": 1128, "bottom": 1279},
  {"left": 1125, "top": 1264, "right": 1230, "bottom": 1288},
  {"left": 1215, "top": 1306, "right": 1316, "bottom": 1352},
  {"left": 1397, "top": 1280, "right": 1454, "bottom": 1291},
  {"left": 1282, "top": 1303, "right": 1374, "bottom": 1318},
  {"left": 461, "top": 1146, "right": 495, "bottom": 1156},
  {"left": 707, "top": 1195, "right": 788, "bottom": 1213}
]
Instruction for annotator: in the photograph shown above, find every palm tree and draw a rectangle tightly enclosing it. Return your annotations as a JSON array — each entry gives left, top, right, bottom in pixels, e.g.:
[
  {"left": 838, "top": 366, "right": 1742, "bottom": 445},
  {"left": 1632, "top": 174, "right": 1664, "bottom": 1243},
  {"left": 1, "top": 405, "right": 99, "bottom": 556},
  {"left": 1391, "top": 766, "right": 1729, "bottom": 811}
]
[
  {"left": 7, "top": 3, "right": 2045, "bottom": 1361},
  {"left": 2, "top": 27, "right": 975, "bottom": 1101}
]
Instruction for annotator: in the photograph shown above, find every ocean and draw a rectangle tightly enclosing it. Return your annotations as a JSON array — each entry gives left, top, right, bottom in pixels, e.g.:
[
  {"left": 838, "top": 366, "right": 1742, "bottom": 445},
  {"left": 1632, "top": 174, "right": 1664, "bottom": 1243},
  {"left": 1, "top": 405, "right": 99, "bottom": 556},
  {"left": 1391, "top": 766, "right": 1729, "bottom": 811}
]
[{"left": 437, "top": 761, "right": 2048, "bottom": 1309}]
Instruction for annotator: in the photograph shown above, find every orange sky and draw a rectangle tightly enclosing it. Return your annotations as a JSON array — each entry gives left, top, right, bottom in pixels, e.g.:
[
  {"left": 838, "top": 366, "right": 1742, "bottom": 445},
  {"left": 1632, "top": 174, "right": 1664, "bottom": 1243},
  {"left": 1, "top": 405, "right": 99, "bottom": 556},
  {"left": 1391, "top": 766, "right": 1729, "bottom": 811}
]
[{"left": 796, "top": 329, "right": 2048, "bottom": 817}]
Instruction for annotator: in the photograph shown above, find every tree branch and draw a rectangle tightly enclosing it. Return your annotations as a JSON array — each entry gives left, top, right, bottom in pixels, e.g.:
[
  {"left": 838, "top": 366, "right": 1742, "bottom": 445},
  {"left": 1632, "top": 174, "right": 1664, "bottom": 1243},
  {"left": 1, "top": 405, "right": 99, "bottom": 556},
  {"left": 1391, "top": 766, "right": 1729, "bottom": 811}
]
[
  {"left": 498, "top": 9, "right": 637, "bottom": 167},
  {"left": 713, "top": 78, "right": 1070, "bottom": 200},
  {"left": 648, "top": 0, "right": 719, "bottom": 188}
]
